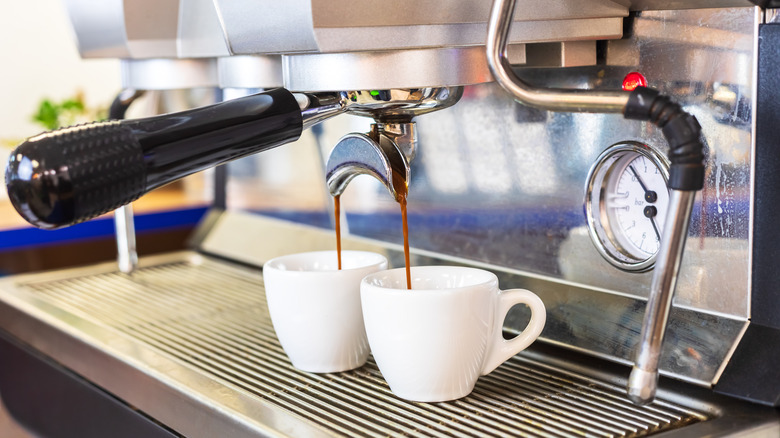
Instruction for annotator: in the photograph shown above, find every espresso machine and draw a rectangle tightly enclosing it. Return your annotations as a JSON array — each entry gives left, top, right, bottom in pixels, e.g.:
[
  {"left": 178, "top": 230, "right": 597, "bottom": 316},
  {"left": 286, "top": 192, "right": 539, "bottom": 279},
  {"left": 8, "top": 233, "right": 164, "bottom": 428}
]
[{"left": 1, "top": 1, "right": 779, "bottom": 437}]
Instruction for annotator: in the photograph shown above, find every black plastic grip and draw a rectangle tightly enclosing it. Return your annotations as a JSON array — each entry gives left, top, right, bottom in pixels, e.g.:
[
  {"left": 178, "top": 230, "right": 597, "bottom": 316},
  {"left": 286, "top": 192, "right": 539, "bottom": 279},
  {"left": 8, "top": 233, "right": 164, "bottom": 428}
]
[
  {"left": 624, "top": 86, "right": 705, "bottom": 191},
  {"left": 5, "top": 88, "right": 303, "bottom": 229},
  {"left": 6, "top": 122, "right": 147, "bottom": 229}
]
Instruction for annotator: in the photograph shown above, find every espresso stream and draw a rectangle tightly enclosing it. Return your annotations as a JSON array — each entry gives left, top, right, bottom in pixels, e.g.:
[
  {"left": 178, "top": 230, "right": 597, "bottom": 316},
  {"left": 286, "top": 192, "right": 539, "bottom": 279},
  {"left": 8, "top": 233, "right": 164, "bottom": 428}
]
[
  {"left": 398, "top": 188, "right": 412, "bottom": 290},
  {"left": 333, "top": 178, "right": 412, "bottom": 289},
  {"left": 334, "top": 195, "right": 342, "bottom": 270}
]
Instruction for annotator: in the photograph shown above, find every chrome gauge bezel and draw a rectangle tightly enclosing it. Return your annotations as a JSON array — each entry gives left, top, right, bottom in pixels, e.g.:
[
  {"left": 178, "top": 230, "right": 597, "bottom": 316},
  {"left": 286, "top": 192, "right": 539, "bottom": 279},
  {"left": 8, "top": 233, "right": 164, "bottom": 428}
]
[{"left": 584, "top": 142, "right": 670, "bottom": 272}]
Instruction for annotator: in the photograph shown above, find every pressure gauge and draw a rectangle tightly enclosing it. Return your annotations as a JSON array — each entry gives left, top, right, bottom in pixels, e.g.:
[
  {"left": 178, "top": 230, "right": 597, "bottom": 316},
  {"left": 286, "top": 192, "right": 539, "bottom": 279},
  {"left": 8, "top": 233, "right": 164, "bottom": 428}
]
[{"left": 585, "top": 142, "right": 670, "bottom": 272}]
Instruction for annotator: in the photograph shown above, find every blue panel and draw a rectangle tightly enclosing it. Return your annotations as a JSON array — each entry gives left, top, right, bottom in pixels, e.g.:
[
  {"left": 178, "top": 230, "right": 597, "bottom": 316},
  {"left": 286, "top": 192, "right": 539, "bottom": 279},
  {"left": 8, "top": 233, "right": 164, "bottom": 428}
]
[{"left": 0, "top": 207, "right": 208, "bottom": 252}]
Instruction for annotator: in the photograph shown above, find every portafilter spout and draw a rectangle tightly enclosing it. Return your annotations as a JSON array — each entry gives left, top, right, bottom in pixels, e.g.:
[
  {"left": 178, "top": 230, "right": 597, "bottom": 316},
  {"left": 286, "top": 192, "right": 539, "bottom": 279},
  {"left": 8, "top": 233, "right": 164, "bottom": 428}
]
[
  {"left": 326, "top": 123, "right": 414, "bottom": 202},
  {"left": 325, "top": 87, "right": 461, "bottom": 201}
]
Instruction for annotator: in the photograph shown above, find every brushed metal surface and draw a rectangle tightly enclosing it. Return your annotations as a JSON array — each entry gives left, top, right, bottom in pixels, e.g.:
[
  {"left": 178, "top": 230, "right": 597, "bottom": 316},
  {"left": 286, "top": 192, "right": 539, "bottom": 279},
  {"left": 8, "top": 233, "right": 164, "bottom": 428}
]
[
  {"left": 122, "top": 0, "right": 179, "bottom": 58},
  {"left": 213, "top": 0, "right": 627, "bottom": 54},
  {"left": 62, "top": 0, "right": 130, "bottom": 58},
  {"left": 1, "top": 254, "right": 711, "bottom": 438},
  {"left": 63, "top": 0, "right": 226, "bottom": 59},
  {"left": 177, "top": 0, "right": 231, "bottom": 58},
  {"left": 120, "top": 58, "right": 218, "bottom": 90},
  {"left": 283, "top": 47, "right": 493, "bottom": 91},
  {"left": 307, "top": 0, "right": 629, "bottom": 26},
  {"left": 628, "top": 0, "right": 753, "bottom": 10},
  {"left": 217, "top": 56, "right": 283, "bottom": 89},
  {"left": 308, "top": 18, "right": 624, "bottom": 54},
  {"left": 524, "top": 41, "right": 598, "bottom": 68}
]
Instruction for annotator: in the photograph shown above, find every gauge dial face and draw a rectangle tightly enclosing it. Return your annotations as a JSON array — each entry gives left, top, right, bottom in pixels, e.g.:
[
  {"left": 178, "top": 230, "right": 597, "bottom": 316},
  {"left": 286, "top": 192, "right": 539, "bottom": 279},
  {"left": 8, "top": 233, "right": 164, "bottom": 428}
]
[{"left": 585, "top": 143, "right": 670, "bottom": 272}]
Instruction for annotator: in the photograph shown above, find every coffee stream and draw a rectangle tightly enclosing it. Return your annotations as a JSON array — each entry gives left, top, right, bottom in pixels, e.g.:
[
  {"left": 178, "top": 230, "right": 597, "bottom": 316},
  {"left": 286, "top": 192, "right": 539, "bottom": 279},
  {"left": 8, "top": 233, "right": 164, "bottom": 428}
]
[
  {"left": 397, "top": 185, "right": 412, "bottom": 290},
  {"left": 334, "top": 195, "right": 342, "bottom": 270},
  {"left": 333, "top": 176, "right": 412, "bottom": 290}
]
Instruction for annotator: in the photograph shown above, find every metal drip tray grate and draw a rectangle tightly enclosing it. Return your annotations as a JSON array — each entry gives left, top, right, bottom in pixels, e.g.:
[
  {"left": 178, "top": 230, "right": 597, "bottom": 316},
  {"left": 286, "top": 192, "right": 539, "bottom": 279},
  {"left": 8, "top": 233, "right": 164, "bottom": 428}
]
[{"left": 18, "top": 258, "right": 708, "bottom": 437}]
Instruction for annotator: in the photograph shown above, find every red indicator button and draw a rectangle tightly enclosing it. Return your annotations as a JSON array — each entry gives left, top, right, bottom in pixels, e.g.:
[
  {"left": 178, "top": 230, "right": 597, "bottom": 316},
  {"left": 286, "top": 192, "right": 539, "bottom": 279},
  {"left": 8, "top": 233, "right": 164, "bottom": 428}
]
[{"left": 622, "top": 72, "right": 647, "bottom": 91}]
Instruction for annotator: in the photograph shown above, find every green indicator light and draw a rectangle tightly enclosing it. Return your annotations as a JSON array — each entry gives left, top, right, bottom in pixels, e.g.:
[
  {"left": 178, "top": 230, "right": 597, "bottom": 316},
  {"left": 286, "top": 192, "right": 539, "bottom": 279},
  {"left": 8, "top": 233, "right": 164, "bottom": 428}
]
[{"left": 370, "top": 90, "right": 380, "bottom": 96}]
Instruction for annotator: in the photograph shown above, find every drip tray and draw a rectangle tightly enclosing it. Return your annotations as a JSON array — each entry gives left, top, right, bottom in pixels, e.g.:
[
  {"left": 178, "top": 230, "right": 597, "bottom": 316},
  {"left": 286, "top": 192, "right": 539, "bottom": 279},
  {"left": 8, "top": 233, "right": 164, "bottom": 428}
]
[{"left": 0, "top": 252, "right": 775, "bottom": 437}]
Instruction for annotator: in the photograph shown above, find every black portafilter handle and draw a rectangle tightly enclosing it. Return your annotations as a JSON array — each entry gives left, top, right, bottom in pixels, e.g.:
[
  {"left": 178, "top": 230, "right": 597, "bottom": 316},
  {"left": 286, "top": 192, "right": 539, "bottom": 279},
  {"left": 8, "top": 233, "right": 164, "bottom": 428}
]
[{"left": 5, "top": 88, "right": 303, "bottom": 229}]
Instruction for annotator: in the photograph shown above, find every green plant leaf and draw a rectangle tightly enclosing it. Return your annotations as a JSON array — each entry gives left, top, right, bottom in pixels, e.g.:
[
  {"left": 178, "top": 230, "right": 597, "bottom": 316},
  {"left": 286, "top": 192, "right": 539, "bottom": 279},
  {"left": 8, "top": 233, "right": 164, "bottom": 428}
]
[
  {"left": 61, "top": 99, "right": 84, "bottom": 111},
  {"left": 32, "top": 99, "right": 60, "bottom": 130}
]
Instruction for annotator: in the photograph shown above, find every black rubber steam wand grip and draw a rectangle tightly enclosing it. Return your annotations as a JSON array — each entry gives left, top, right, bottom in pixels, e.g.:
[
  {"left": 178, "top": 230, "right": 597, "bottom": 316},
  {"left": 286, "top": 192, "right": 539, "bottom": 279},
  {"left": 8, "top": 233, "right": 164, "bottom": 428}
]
[{"left": 5, "top": 88, "right": 303, "bottom": 229}]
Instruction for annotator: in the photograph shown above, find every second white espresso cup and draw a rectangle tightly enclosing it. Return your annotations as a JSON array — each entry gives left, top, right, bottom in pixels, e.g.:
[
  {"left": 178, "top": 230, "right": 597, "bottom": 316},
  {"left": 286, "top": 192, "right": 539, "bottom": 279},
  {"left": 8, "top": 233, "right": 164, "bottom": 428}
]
[
  {"left": 361, "top": 266, "right": 546, "bottom": 402},
  {"left": 263, "top": 250, "right": 387, "bottom": 373}
]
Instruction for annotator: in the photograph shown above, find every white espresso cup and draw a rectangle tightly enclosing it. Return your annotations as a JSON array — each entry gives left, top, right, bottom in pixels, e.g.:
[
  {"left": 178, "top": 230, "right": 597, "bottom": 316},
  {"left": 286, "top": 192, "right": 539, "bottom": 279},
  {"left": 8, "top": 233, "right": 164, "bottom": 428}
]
[
  {"left": 361, "top": 266, "right": 546, "bottom": 402},
  {"left": 263, "top": 250, "right": 388, "bottom": 373}
]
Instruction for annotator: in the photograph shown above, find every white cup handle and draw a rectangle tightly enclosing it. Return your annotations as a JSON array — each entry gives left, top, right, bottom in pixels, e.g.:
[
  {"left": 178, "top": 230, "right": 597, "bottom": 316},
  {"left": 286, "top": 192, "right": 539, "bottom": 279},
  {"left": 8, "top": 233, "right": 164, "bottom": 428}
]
[{"left": 480, "top": 288, "right": 546, "bottom": 376}]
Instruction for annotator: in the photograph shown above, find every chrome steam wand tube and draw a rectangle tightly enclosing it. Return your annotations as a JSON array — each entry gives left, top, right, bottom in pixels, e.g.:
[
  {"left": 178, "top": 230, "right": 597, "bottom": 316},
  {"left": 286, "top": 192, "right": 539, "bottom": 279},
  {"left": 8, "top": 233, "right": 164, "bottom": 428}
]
[
  {"left": 627, "top": 191, "right": 696, "bottom": 404},
  {"left": 486, "top": 0, "right": 629, "bottom": 113}
]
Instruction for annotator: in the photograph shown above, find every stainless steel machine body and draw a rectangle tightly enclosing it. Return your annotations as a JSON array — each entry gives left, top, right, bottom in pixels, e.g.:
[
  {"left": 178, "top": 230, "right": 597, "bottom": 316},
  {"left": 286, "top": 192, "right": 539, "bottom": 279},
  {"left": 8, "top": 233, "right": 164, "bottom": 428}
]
[
  {"left": 1, "top": 1, "right": 778, "bottom": 437},
  {"left": 254, "top": 6, "right": 758, "bottom": 389}
]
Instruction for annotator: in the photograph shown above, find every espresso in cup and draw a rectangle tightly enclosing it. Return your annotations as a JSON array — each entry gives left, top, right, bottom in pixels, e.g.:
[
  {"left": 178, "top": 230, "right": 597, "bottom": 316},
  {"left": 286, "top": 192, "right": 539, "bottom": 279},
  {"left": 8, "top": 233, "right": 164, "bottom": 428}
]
[
  {"left": 361, "top": 266, "right": 546, "bottom": 402},
  {"left": 263, "top": 250, "right": 388, "bottom": 373}
]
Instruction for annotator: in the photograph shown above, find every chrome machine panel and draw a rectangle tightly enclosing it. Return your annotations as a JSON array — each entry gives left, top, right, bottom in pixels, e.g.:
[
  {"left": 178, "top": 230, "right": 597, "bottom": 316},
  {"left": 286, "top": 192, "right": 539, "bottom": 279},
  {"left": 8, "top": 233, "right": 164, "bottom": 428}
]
[{"left": 232, "top": 8, "right": 758, "bottom": 387}]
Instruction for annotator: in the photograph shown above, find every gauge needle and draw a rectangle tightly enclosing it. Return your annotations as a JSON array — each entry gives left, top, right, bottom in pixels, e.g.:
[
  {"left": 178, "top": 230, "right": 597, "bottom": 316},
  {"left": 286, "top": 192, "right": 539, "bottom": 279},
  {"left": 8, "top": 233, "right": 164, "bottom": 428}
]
[
  {"left": 650, "top": 216, "right": 661, "bottom": 241},
  {"left": 643, "top": 205, "right": 662, "bottom": 241},
  {"left": 628, "top": 165, "right": 658, "bottom": 203}
]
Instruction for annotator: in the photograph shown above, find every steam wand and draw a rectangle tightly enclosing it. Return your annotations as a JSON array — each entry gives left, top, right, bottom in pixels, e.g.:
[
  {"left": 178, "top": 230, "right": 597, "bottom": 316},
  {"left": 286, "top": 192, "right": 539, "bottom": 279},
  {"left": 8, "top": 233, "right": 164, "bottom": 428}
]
[
  {"left": 486, "top": 0, "right": 705, "bottom": 404},
  {"left": 623, "top": 89, "right": 704, "bottom": 404}
]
